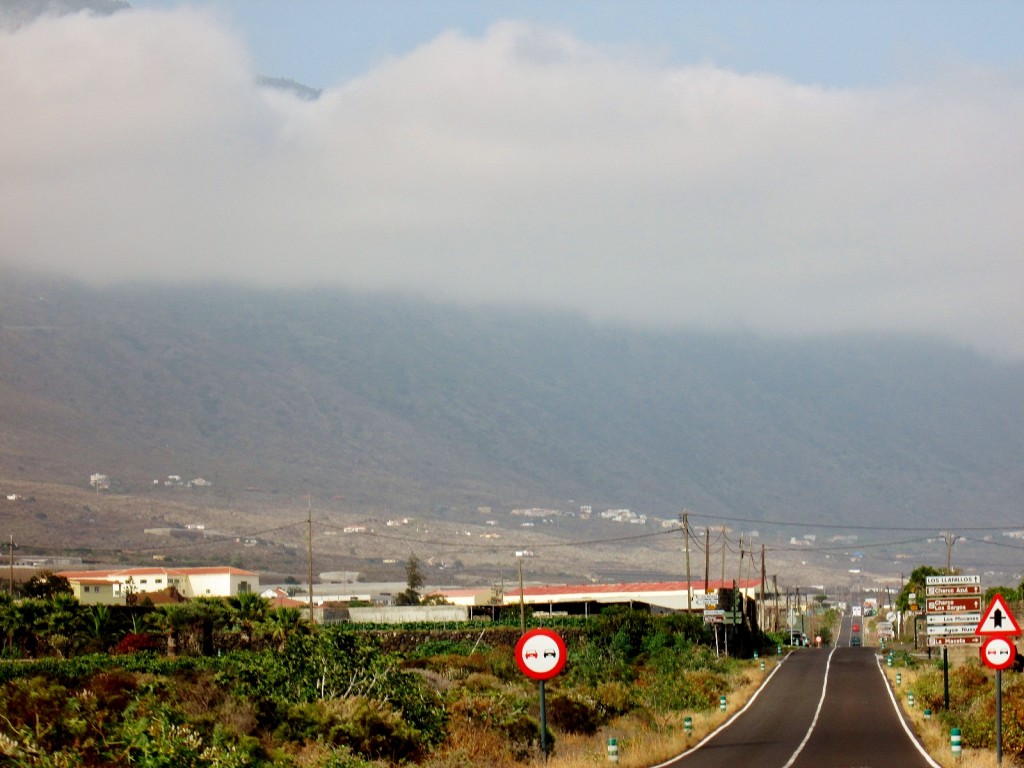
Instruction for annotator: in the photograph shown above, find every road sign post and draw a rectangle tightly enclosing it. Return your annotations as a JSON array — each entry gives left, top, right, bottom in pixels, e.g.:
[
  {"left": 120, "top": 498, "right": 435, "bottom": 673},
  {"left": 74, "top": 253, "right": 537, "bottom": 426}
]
[
  {"left": 926, "top": 574, "right": 984, "bottom": 710},
  {"left": 975, "top": 594, "right": 1021, "bottom": 766},
  {"left": 516, "top": 629, "right": 568, "bottom": 761}
]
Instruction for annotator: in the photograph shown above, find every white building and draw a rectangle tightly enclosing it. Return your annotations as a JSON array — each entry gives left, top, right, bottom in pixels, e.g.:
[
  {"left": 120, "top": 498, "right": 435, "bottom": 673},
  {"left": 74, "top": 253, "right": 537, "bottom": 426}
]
[{"left": 59, "top": 566, "right": 258, "bottom": 602}]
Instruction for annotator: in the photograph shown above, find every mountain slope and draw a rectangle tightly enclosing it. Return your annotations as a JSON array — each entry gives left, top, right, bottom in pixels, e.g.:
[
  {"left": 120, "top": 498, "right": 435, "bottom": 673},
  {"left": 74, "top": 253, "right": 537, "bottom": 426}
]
[{"left": 2, "top": 271, "right": 1023, "bottom": 528}]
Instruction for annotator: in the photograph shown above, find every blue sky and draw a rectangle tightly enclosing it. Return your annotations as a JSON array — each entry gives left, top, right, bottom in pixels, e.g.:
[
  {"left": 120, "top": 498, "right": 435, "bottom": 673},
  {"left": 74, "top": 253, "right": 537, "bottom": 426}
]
[
  {"left": 129, "top": 1, "right": 1024, "bottom": 89},
  {"left": 3, "top": 1, "right": 1024, "bottom": 356}
]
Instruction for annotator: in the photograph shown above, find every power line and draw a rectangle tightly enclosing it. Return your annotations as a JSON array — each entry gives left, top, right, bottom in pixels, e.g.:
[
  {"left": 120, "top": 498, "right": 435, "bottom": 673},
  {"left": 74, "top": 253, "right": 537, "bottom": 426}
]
[
  {"left": 352, "top": 524, "right": 681, "bottom": 550},
  {"left": 689, "top": 512, "right": 1022, "bottom": 533}
]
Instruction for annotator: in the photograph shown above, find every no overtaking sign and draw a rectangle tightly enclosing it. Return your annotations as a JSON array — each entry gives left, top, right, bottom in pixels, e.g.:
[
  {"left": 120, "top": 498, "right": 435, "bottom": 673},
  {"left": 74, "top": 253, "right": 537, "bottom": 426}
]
[{"left": 515, "top": 628, "right": 567, "bottom": 681}]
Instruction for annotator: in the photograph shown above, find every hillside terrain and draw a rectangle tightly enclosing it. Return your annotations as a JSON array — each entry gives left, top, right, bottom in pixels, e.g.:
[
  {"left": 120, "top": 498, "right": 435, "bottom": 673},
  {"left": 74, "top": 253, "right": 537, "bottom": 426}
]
[{"left": 2, "top": 271, "right": 1023, "bottom": 584}]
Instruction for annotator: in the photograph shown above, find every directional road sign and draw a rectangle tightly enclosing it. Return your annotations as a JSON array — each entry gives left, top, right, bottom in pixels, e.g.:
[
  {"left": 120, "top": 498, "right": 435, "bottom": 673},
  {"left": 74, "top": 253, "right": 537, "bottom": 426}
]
[
  {"left": 976, "top": 595, "right": 1022, "bottom": 637},
  {"left": 926, "top": 597, "right": 982, "bottom": 613},
  {"left": 926, "top": 575, "right": 981, "bottom": 585},
  {"left": 927, "top": 624, "right": 978, "bottom": 636},
  {"left": 926, "top": 584, "right": 981, "bottom": 597},
  {"left": 927, "top": 613, "right": 981, "bottom": 625},
  {"left": 928, "top": 635, "right": 983, "bottom": 647}
]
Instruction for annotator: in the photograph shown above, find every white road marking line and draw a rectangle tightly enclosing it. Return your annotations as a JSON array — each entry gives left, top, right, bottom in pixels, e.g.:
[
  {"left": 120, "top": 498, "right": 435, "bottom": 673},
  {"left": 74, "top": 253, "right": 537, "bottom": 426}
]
[
  {"left": 781, "top": 646, "right": 837, "bottom": 768},
  {"left": 650, "top": 652, "right": 790, "bottom": 767},
  {"left": 874, "top": 653, "right": 943, "bottom": 768}
]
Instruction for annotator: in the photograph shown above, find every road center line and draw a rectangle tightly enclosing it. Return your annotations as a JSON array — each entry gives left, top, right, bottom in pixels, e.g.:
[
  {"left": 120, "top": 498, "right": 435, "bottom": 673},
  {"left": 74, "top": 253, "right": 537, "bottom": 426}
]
[{"left": 780, "top": 646, "right": 837, "bottom": 768}]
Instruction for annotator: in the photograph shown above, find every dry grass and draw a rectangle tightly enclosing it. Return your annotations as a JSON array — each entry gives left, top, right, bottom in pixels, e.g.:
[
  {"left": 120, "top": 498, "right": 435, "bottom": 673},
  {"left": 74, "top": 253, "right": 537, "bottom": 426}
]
[
  {"left": 881, "top": 665, "right": 1017, "bottom": 768},
  {"left": 521, "top": 658, "right": 776, "bottom": 768}
]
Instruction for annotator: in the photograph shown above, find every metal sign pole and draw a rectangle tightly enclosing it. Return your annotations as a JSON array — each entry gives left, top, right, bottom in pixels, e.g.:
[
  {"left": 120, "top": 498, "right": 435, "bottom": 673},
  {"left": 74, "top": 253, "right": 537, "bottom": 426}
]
[
  {"left": 539, "top": 679, "right": 548, "bottom": 760},
  {"left": 943, "top": 648, "right": 949, "bottom": 710},
  {"left": 996, "top": 668, "right": 1002, "bottom": 765}
]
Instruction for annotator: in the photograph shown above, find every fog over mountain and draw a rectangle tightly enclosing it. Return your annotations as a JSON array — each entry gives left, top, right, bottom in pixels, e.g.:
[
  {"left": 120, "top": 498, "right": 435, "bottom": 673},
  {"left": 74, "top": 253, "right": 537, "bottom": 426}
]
[
  {"left": 2, "top": 272, "right": 1022, "bottom": 535},
  {"left": 3, "top": 3, "right": 1024, "bottom": 357}
]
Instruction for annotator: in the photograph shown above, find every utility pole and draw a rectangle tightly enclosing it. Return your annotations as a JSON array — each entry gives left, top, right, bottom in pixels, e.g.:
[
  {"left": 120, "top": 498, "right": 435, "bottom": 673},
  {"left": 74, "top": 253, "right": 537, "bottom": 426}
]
[
  {"left": 681, "top": 511, "right": 692, "bottom": 612},
  {"left": 735, "top": 534, "right": 744, "bottom": 595},
  {"left": 518, "top": 556, "right": 526, "bottom": 634},
  {"left": 719, "top": 528, "right": 727, "bottom": 586},
  {"left": 772, "top": 574, "right": 779, "bottom": 632},
  {"left": 8, "top": 535, "right": 14, "bottom": 598},
  {"left": 307, "top": 493, "right": 315, "bottom": 623},
  {"left": 943, "top": 532, "right": 957, "bottom": 574},
  {"left": 759, "top": 545, "right": 766, "bottom": 633},
  {"left": 704, "top": 526, "right": 710, "bottom": 595},
  {"left": 735, "top": 535, "right": 744, "bottom": 631},
  {"left": 796, "top": 586, "right": 803, "bottom": 635},
  {"left": 744, "top": 541, "right": 754, "bottom": 631}
]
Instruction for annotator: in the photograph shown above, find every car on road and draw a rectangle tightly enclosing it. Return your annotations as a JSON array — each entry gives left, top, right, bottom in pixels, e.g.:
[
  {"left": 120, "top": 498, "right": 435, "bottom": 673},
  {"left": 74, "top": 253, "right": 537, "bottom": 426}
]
[
  {"left": 851, "top": 636, "right": 862, "bottom": 646},
  {"left": 852, "top": 623, "right": 860, "bottom": 632}
]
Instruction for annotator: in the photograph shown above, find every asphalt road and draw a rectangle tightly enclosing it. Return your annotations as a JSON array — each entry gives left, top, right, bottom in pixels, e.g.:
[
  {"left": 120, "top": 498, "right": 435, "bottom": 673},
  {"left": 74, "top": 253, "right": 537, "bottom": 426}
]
[{"left": 659, "top": 647, "right": 938, "bottom": 768}]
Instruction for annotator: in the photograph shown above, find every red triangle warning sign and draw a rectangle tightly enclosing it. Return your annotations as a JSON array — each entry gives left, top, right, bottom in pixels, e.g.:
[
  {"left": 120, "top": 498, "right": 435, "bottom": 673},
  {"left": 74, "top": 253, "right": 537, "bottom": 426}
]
[{"left": 975, "top": 594, "right": 1022, "bottom": 636}]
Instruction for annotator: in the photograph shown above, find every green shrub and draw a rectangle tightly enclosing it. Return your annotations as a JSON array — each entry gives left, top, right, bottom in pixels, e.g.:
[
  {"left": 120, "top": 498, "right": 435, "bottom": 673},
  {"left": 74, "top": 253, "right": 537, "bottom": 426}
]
[
  {"left": 0, "top": 676, "right": 88, "bottom": 755},
  {"left": 639, "top": 666, "right": 730, "bottom": 713},
  {"left": 907, "top": 668, "right": 945, "bottom": 713},
  {"left": 949, "top": 665, "right": 990, "bottom": 711},
  {"left": 459, "top": 672, "right": 503, "bottom": 693},
  {"left": 408, "top": 639, "right": 488, "bottom": 658},
  {"left": 419, "top": 652, "right": 489, "bottom": 680},
  {"left": 315, "top": 745, "right": 377, "bottom": 768},
  {"left": 566, "top": 639, "right": 631, "bottom": 686},
  {"left": 116, "top": 701, "right": 207, "bottom": 767},
  {"left": 447, "top": 693, "right": 550, "bottom": 759},
  {"left": 1001, "top": 675, "right": 1024, "bottom": 759},
  {"left": 594, "top": 680, "right": 635, "bottom": 717},
  {"left": 480, "top": 647, "right": 520, "bottom": 682},
  {"left": 279, "top": 696, "right": 427, "bottom": 762}
]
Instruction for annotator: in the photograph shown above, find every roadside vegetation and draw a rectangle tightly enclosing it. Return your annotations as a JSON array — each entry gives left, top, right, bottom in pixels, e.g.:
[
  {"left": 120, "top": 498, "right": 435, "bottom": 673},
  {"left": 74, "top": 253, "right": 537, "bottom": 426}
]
[
  {"left": 0, "top": 580, "right": 778, "bottom": 767},
  {"left": 885, "top": 567, "right": 1024, "bottom": 767},
  {"left": 884, "top": 649, "right": 1024, "bottom": 767}
]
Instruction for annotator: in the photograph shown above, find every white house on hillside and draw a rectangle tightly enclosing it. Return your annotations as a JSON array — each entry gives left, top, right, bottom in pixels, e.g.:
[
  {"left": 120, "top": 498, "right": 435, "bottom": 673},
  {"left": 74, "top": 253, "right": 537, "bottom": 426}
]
[{"left": 59, "top": 566, "right": 258, "bottom": 604}]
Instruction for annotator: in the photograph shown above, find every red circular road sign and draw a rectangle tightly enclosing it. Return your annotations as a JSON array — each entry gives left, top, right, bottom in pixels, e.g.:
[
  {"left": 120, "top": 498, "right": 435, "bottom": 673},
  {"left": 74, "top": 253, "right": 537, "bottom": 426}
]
[
  {"left": 515, "top": 628, "right": 567, "bottom": 680},
  {"left": 981, "top": 636, "right": 1017, "bottom": 671}
]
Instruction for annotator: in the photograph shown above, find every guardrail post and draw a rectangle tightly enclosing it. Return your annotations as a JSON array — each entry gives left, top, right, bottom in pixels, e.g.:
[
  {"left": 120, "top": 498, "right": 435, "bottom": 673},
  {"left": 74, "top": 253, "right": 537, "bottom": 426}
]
[
  {"left": 607, "top": 737, "right": 618, "bottom": 762},
  {"left": 951, "top": 727, "right": 962, "bottom": 758}
]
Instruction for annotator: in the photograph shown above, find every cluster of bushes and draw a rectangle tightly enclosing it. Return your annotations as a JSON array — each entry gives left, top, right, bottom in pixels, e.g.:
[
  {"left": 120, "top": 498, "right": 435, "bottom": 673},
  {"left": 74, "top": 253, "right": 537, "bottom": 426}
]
[
  {"left": 0, "top": 629, "right": 445, "bottom": 767},
  {"left": 1, "top": 590, "right": 766, "bottom": 767}
]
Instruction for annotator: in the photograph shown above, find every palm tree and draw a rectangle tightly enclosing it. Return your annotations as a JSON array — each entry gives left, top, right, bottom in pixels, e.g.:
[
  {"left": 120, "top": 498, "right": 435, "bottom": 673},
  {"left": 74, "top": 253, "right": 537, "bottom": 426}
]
[
  {"left": 227, "top": 592, "right": 269, "bottom": 648},
  {"left": 149, "top": 604, "right": 194, "bottom": 657},
  {"left": 9, "top": 598, "right": 49, "bottom": 657},
  {"left": 264, "top": 606, "right": 308, "bottom": 652},
  {"left": 0, "top": 593, "right": 17, "bottom": 656},
  {"left": 85, "top": 604, "right": 120, "bottom": 653},
  {"left": 41, "top": 594, "right": 85, "bottom": 658},
  {"left": 189, "top": 596, "right": 230, "bottom": 655}
]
